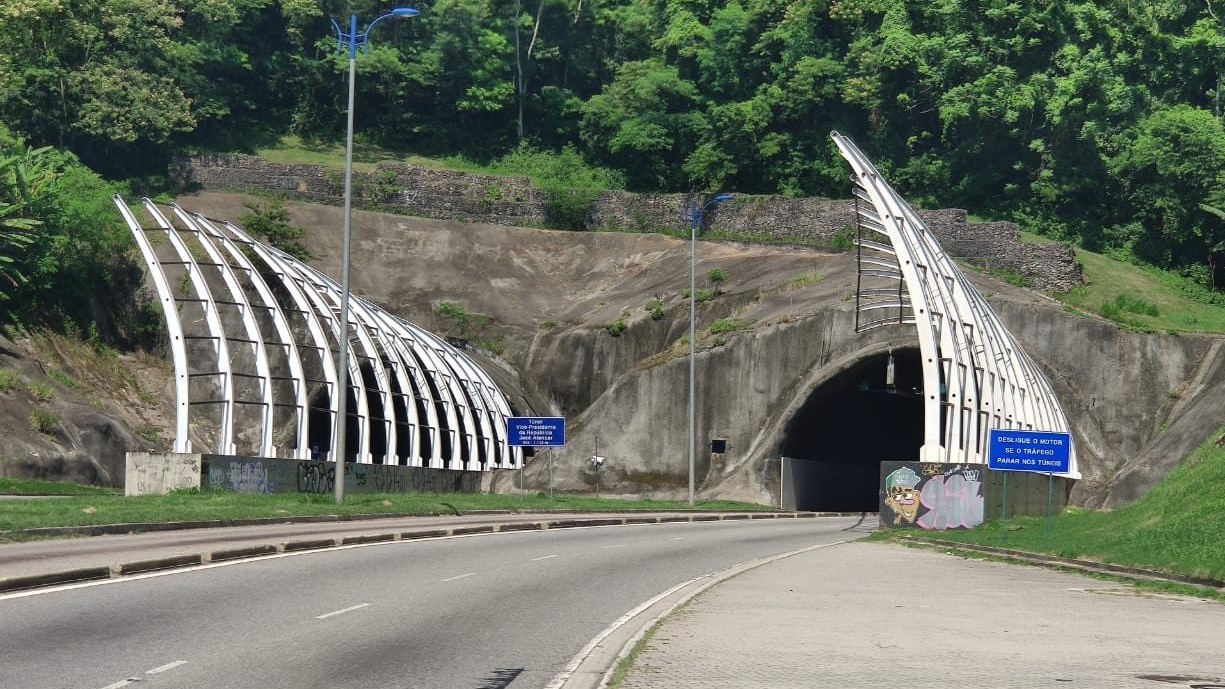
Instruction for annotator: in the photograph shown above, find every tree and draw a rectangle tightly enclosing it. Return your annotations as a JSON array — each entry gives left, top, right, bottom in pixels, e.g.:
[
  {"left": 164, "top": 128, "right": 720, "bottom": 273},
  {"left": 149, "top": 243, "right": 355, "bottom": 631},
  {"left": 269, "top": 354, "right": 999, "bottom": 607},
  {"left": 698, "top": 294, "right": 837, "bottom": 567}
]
[
  {"left": 580, "top": 59, "right": 705, "bottom": 190},
  {"left": 1106, "top": 105, "right": 1225, "bottom": 276},
  {"left": 0, "top": 130, "right": 53, "bottom": 301}
]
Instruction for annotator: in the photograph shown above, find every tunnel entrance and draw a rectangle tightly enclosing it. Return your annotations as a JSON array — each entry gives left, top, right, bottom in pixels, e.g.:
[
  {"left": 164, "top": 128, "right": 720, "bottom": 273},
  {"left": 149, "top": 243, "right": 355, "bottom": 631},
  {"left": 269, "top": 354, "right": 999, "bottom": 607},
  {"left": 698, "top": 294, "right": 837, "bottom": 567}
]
[{"left": 780, "top": 348, "right": 924, "bottom": 512}]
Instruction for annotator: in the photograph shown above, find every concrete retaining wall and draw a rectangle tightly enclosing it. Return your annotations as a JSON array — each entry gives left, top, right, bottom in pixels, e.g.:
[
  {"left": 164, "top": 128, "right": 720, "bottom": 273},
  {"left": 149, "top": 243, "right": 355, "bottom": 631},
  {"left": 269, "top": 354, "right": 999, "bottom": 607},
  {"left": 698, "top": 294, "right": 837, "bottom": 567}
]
[
  {"left": 175, "top": 155, "right": 1083, "bottom": 293},
  {"left": 125, "top": 452, "right": 488, "bottom": 496}
]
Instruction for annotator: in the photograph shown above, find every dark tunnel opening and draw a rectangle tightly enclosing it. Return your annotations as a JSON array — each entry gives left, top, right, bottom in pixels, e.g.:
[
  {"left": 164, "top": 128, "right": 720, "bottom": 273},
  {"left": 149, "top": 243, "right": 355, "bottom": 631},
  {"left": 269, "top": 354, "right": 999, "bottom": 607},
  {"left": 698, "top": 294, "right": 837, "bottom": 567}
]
[{"left": 780, "top": 348, "right": 925, "bottom": 512}]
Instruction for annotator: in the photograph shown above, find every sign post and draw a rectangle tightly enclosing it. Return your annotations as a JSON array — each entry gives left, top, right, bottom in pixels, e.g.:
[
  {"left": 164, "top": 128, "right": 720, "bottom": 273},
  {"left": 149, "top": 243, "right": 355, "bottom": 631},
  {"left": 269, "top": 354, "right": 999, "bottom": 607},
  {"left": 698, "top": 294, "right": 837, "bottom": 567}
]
[
  {"left": 506, "top": 417, "right": 567, "bottom": 501},
  {"left": 987, "top": 429, "right": 1072, "bottom": 540}
]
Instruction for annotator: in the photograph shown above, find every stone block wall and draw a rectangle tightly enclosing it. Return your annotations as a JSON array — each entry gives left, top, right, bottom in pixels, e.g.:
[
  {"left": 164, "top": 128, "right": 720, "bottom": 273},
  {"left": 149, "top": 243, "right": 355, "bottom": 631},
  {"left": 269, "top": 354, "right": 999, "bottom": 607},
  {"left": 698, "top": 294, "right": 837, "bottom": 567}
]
[{"left": 177, "top": 155, "right": 1082, "bottom": 292}]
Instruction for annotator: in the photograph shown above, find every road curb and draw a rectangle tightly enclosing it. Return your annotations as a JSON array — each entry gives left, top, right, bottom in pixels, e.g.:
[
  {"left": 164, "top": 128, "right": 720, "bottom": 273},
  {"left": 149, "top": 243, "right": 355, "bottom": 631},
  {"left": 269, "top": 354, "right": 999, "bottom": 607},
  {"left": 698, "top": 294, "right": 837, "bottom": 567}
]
[
  {"left": 902, "top": 537, "right": 1225, "bottom": 591},
  {"left": 0, "top": 512, "right": 824, "bottom": 594},
  {"left": 547, "top": 540, "right": 855, "bottom": 689},
  {"left": 0, "top": 508, "right": 816, "bottom": 540}
]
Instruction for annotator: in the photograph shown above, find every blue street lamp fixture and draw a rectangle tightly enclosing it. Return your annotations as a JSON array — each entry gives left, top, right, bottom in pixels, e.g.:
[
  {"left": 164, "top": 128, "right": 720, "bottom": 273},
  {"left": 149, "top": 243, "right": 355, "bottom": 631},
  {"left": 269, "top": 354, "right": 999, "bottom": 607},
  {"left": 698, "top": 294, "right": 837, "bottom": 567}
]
[
  {"left": 330, "top": 7, "right": 419, "bottom": 504},
  {"left": 687, "top": 193, "right": 733, "bottom": 506}
]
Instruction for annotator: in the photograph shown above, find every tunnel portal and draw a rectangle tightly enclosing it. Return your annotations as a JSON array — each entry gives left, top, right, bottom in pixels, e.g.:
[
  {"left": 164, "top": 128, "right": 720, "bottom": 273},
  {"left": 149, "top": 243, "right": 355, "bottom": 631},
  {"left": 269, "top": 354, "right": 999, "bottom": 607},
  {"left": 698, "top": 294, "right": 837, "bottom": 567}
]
[{"left": 780, "top": 348, "right": 924, "bottom": 512}]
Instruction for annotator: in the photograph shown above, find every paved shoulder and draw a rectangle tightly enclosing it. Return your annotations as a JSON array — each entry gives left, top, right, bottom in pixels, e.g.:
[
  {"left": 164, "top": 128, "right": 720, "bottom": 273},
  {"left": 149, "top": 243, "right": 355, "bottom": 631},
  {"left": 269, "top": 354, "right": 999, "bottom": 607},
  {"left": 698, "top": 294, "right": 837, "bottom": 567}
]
[{"left": 618, "top": 541, "right": 1225, "bottom": 689}]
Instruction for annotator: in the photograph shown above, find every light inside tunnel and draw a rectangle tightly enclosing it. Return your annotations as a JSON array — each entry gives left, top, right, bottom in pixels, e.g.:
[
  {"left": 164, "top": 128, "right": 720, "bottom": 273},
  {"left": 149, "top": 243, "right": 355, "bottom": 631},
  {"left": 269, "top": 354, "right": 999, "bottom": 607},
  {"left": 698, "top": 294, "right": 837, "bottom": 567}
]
[{"left": 780, "top": 348, "right": 925, "bottom": 512}]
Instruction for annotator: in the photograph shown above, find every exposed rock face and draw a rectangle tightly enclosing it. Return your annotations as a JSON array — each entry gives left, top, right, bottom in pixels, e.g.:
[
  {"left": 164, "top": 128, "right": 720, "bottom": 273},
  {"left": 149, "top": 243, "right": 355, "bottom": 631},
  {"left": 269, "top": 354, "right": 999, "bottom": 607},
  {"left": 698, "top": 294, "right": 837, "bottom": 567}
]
[
  {"left": 0, "top": 334, "right": 172, "bottom": 486},
  {"left": 1, "top": 192, "right": 1219, "bottom": 510}
]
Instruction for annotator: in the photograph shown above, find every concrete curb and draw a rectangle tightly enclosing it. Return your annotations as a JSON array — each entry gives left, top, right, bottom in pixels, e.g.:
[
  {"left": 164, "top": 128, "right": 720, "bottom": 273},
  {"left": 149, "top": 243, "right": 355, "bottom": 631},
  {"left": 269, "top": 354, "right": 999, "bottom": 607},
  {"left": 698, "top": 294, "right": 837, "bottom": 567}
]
[
  {"left": 549, "top": 539, "right": 855, "bottom": 689},
  {"left": 0, "top": 512, "right": 822, "bottom": 595},
  {"left": 902, "top": 537, "right": 1225, "bottom": 591},
  {"left": 0, "top": 508, "right": 845, "bottom": 540}
]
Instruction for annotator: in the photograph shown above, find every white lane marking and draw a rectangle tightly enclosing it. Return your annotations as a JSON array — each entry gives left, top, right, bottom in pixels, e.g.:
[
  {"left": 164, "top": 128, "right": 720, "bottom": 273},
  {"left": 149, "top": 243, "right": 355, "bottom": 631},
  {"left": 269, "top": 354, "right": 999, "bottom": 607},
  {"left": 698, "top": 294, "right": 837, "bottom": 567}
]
[
  {"left": 146, "top": 660, "right": 187, "bottom": 675},
  {"left": 0, "top": 516, "right": 861, "bottom": 602},
  {"left": 100, "top": 679, "right": 139, "bottom": 689},
  {"left": 442, "top": 572, "right": 476, "bottom": 582},
  {"left": 531, "top": 554, "right": 559, "bottom": 562},
  {"left": 601, "top": 544, "right": 625, "bottom": 549},
  {"left": 668, "top": 537, "right": 686, "bottom": 541},
  {"left": 314, "top": 603, "right": 370, "bottom": 620},
  {"left": 545, "top": 539, "right": 851, "bottom": 689},
  {"left": 542, "top": 579, "right": 697, "bottom": 689}
]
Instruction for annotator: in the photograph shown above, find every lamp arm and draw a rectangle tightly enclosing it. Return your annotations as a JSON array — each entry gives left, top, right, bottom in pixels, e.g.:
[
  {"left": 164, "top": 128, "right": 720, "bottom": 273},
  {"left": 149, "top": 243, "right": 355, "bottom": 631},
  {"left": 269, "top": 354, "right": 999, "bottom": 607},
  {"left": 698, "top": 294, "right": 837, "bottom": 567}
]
[
  {"left": 330, "top": 17, "right": 347, "bottom": 54},
  {"left": 364, "top": 11, "right": 402, "bottom": 40}
]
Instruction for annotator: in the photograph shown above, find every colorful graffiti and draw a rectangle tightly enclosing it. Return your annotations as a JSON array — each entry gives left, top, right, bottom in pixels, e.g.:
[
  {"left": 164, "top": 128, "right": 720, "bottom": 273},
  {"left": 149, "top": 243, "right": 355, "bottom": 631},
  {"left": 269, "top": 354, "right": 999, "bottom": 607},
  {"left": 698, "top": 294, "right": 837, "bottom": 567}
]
[
  {"left": 879, "top": 462, "right": 985, "bottom": 530},
  {"left": 201, "top": 455, "right": 484, "bottom": 496},
  {"left": 882, "top": 467, "right": 922, "bottom": 525}
]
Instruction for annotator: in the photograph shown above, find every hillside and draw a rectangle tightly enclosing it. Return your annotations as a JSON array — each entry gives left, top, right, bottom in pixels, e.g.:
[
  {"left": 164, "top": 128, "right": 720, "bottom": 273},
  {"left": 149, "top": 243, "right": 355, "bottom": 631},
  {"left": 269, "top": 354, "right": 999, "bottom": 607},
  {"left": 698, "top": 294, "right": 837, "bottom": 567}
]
[{"left": 2, "top": 191, "right": 1223, "bottom": 510}]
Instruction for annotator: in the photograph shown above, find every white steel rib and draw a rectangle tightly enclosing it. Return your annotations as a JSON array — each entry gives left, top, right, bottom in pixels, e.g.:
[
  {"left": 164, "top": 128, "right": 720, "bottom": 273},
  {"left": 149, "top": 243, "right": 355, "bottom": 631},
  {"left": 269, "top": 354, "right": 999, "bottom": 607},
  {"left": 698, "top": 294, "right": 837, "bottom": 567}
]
[
  {"left": 832, "top": 132, "right": 1079, "bottom": 477},
  {"left": 113, "top": 197, "right": 521, "bottom": 470}
]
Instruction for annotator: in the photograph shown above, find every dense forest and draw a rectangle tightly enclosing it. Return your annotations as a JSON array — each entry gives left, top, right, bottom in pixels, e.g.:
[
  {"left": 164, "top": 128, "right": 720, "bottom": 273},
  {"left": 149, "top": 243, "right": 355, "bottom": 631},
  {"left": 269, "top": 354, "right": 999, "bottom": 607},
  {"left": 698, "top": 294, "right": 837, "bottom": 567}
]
[{"left": 2, "top": 0, "right": 1225, "bottom": 337}]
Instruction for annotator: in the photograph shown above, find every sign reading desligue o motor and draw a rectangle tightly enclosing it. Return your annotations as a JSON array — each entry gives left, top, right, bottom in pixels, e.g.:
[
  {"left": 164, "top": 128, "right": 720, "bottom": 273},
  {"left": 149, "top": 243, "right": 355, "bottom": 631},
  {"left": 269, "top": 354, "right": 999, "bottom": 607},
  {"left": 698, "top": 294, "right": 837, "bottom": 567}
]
[
  {"left": 506, "top": 417, "right": 566, "bottom": 447},
  {"left": 987, "top": 429, "right": 1072, "bottom": 474}
]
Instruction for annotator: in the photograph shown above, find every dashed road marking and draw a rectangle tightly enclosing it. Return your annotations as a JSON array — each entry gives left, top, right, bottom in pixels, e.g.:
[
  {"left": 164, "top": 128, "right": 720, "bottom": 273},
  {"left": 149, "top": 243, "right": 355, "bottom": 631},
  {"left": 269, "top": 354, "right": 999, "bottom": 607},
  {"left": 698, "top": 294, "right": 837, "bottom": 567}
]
[
  {"left": 532, "top": 555, "right": 559, "bottom": 561},
  {"left": 146, "top": 660, "right": 187, "bottom": 675},
  {"left": 315, "top": 603, "right": 371, "bottom": 620},
  {"left": 442, "top": 572, "right": 476, "bottom": 582}
]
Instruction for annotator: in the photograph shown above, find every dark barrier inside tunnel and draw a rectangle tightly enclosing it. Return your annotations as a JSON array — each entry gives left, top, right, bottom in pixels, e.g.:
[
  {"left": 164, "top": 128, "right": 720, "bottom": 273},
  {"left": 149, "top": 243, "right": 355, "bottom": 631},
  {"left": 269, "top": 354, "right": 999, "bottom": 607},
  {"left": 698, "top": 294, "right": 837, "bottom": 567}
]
[{"left": 781, "top": 348, "right": 924, "bottom": 511}]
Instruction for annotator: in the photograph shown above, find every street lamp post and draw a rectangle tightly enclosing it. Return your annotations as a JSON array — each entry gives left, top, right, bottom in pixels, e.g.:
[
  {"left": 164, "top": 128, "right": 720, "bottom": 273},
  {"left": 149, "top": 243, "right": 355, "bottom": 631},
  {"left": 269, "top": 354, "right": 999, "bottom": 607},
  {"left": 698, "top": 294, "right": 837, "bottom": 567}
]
[
  {"left": 687, "top": 193, "right": 733, "bottom": 506},
  {"left": 330, "top": 7, "right": 419, "bottom": 505}
]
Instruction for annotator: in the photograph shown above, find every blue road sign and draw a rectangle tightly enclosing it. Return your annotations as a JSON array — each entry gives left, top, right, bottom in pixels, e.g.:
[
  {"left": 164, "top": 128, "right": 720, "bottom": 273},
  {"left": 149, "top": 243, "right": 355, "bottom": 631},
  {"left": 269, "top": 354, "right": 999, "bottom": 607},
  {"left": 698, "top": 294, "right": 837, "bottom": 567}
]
[
  {"left": 988, "top": 429, "right": 1072, "bottom": 474},
  {"left": 507, "top": 417, "right": 566, "bottom": 447}
]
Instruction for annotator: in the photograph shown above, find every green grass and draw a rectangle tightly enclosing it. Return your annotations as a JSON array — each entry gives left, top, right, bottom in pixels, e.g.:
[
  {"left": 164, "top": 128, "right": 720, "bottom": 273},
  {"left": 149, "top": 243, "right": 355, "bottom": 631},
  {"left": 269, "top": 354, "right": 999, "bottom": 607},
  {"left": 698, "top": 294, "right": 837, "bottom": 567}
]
[
  {"left": 0, "top": 478, "right": 119, "bottom": 496},
  {"left": 708, "top": 318, "right": 754, "bottom": 335},
  {"left": 0, "top": 368, "right": 21, "bottom": 392},
  {"left": 0, "top": 491, "right": 773, "bottom": 535},
  {"left": 255, "top": 135, "right": 444, "bottom": 173},
  {"left": 874, "top": 425, "right": 1225, "bottom": 581},
  {"left": 1057, "top": 248, "right": 1225, "bottom": 334}
]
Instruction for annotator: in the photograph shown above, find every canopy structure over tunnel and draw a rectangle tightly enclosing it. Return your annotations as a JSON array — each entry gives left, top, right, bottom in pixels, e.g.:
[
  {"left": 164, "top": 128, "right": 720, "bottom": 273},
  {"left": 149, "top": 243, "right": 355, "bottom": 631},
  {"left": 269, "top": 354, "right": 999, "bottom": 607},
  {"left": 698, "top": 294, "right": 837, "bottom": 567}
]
[
  {"left": 113, "top": 196, "right": 521, "bottom": 471},
  {"left": 830, "top": 132, "right": 1079, "bottom": 477}
]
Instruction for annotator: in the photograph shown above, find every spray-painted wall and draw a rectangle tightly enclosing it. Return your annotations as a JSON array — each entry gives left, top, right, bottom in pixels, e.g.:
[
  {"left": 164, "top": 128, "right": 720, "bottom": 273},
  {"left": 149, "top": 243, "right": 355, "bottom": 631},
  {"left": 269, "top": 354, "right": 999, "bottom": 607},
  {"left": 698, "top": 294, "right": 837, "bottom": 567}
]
[
  {"left": 880, "top": 461, "right": 1071, "bottom": 530},
  {"left": 126, "top": 452, "right": 486, "bottom": 496}
]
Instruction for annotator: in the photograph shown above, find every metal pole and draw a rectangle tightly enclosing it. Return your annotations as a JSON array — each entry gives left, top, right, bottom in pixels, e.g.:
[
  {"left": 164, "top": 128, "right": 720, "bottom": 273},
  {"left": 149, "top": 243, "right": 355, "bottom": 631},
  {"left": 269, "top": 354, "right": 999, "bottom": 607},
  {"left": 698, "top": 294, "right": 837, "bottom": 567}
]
[
  {"left": 1046, "top": 473, "right": 1054, "bottom": 537},
  {"left": 780, "top": 456, "right": 786, "bottom": 510},
  {"left": 688, "top": 203, "right": 697, "bottom": 507},
  {"left": 334, "top": 15, "right": 358, "bottom": 505},
  {"left": 999, "top": 472, "right": 1009, "bottom": 541},
  {"left": 548, "top": 453, "right": 553, "bottom": 501}
]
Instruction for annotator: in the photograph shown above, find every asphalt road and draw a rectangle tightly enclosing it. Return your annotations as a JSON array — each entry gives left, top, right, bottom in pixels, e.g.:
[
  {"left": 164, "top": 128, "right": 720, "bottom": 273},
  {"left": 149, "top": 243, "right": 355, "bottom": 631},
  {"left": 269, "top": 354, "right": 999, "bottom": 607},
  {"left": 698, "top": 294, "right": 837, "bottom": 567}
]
[{"left": 0, "top": 516, "right": 865, "bottom": 689}]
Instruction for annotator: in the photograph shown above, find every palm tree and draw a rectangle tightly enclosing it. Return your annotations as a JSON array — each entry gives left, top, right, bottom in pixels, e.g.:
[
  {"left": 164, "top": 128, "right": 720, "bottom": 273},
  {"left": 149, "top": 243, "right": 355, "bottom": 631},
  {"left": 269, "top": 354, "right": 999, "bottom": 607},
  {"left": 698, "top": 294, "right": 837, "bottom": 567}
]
[{"left": 0, "top": 142, "right": 52, "bottom": 300}]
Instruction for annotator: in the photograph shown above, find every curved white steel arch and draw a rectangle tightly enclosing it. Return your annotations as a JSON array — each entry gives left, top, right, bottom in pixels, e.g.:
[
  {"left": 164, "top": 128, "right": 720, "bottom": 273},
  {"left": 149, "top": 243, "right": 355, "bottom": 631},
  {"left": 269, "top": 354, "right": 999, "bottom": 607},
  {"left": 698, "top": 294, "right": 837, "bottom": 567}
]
[
  {"left": 142, "top": 202, "right": 237, "bottom": 455},
  {"left": 113, "top": 198, "right": 192, "bottom": 452},
  {"left": 187, "top": 211, "right": 311, "bottom": 460},
  {"left": 831, "top": 132, "right": 1079, "bottom": 477},
  {"left": 113, "top": 197, "right": 522, "bottom": 470},
  {"left": 159, "top": 204, "right": 278, "bottom": 458}
]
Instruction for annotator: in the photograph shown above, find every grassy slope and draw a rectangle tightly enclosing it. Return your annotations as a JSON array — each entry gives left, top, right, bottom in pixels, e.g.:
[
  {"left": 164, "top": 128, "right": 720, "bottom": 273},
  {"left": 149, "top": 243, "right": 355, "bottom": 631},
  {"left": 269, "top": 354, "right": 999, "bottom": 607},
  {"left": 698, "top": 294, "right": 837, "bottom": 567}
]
[
  {"left": 0, "top": 478, "right": 119, "bottom": 496},
  {"left": 881, "top": 426, "right": 1225, "bottom": 580},
  {"left": 1060, "top": 249, "right": 1225, "bottom": 333},
  {"left": 0, "top": 490, "right": 770, "bottom": 534}
]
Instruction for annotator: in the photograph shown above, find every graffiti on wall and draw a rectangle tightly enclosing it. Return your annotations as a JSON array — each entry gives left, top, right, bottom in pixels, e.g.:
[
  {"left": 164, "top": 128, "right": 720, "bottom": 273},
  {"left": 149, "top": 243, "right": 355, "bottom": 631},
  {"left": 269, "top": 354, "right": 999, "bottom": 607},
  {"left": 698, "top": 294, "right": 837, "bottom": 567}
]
[
  {"left": 880, "top": 462, "right": 984, "bottom": 530},
  {"left": 201, "top": 455, "right": 483, "bottom": 496}
]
